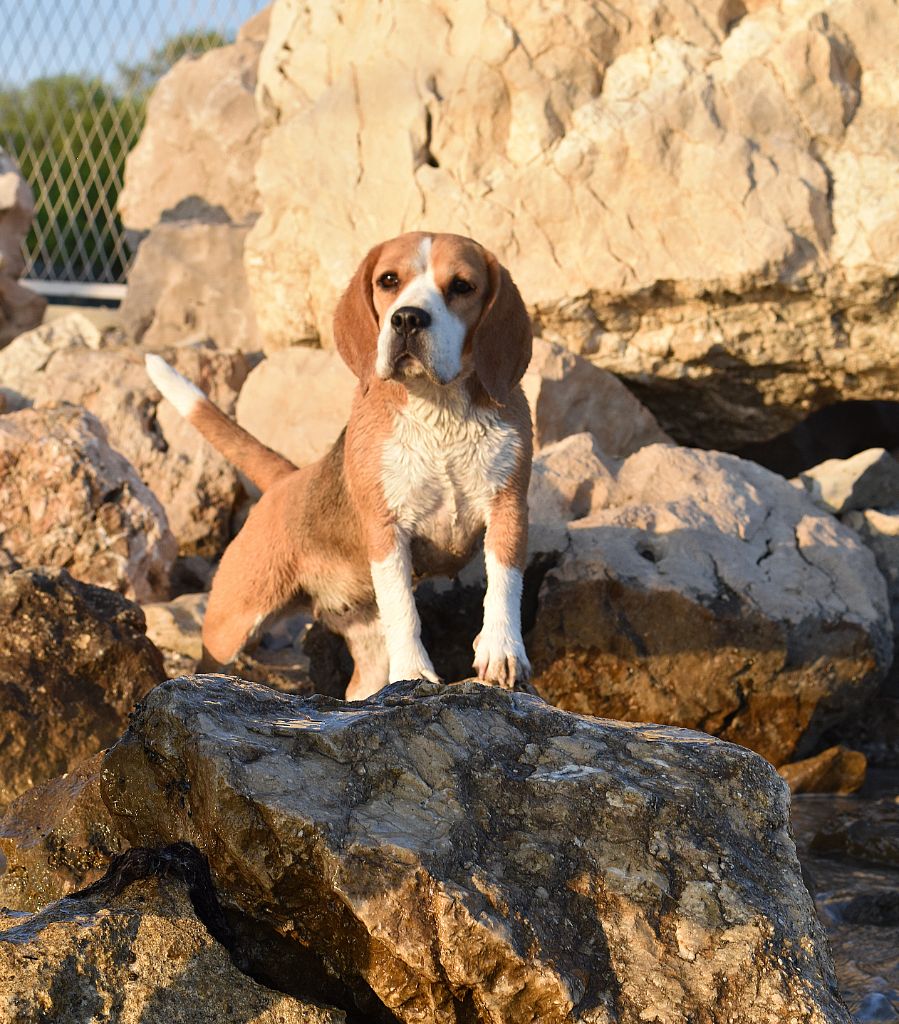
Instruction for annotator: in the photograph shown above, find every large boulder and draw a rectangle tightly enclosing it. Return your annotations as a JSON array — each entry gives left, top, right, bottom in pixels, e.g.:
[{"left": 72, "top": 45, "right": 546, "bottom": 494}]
[
  {"left": 528, "top": 443, "right": 893, "bottom": 766},
  {"left": 0, "top": 753, "right": 126, "bottom": 911},
  {"left": 103, "top": 676, "right": 848, "bottom": 1024},
  {"left": 0, "top": 149, "right": 45, "bottom": 347},
  {"left": 243, "top": 0, "right": 898, "bottom": 447},
  {"left": 235, "top": 347, "right": 355, "bottom": 468},
  {"left": 0, "top": 316, "right": 249, "bottom": 559},
  {"left": 0, "top": 846, "right": 346, "bottom": 1024},
  {"left": 0, "top": 568, "right": 164, "bottom": 812},
  {"left": 0, "top": 404, "right": 176, "bottom": 599}
]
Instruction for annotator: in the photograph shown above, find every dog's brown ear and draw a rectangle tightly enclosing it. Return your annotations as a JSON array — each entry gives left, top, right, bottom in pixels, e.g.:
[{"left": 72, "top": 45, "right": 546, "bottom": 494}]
[
  {"left": 333, "top": 243, "right": 383, "bottom": 388},
  {"left": 473, "top": 251, "right": 533, "bottom": 405}
]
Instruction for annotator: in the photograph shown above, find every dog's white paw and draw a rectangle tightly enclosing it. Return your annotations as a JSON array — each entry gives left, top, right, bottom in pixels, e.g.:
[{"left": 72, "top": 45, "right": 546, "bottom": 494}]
[
  {"left": 472, "top": 629, "right": 531, "bottom": 690},
  {"left": 389, "top": 642, "right": 440, "bottom": 684}
]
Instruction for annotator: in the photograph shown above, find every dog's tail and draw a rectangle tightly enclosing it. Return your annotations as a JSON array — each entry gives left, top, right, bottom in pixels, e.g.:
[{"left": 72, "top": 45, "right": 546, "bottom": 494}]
[{"left": 145, "top": 354, "right": 297, "bottom": 493}]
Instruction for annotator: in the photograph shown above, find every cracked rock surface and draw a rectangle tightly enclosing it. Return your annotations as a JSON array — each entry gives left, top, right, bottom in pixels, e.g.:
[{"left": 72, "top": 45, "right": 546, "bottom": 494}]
[
  {"left": 244, "top": 0, "right": 898, "bottom": 448},
  {"left": 529, "top": 444, "right": 893, "bottom": 766},
  {"left": 103, "top": 675, "right": 847, "bottom": 1024}
]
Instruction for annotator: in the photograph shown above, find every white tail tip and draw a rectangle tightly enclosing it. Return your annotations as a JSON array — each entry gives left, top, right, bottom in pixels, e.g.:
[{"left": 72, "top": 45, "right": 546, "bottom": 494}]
[{"left": 145, "top": 353, "right": 205, "bottom": 418}]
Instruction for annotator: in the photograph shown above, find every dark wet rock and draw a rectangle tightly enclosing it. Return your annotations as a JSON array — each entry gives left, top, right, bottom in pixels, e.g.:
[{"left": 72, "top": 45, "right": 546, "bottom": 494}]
[
  {"left": 810, "top": 798, "right": 899, "bottom": 868},
  {"left": 0, "top": 754, "right": 126, "bottom": 911},
  {"left": 0, "top": 568, "right": 165, "bottom": 811},
  {"left": 779, "top": 746, "right": 868, "bottom": 795},
  {"left": 0, "top": 845, "right": 345, "bottom": 1023},
  {"left": 103, "top": 675, "right": 847, "bottom": 1024}
]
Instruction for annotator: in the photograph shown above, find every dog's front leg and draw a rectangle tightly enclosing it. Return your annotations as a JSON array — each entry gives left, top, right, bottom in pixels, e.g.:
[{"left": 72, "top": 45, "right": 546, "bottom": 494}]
[
  {"left": 370, "top": 529, "right": 440, "bottom": 684},
  {"left": 474, "top": 486, "right": 531, "bottom": 689}
]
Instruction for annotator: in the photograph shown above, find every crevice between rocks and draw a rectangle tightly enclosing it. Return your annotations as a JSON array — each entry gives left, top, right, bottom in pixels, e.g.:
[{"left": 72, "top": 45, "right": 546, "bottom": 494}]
[{"left": 67, "top": 844, "right": 402, "bottom": 1024}]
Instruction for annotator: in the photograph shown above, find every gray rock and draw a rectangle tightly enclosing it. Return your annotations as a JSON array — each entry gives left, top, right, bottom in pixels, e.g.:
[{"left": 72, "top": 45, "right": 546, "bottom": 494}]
[
  {"left": 103, "top": 675, "right": 848, "bottom": 1024},
  {"left": 796, "top": 449, "right": 899, "bottom": 515},
  {"left": 0, "top": 149, "right": 45, "bottom": 348}
]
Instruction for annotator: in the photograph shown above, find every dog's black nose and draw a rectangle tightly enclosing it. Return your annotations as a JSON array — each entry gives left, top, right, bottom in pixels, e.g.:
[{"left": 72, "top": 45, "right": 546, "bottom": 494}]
[{"left": 391, "top": 306, "right": 431, "bottom": 337}]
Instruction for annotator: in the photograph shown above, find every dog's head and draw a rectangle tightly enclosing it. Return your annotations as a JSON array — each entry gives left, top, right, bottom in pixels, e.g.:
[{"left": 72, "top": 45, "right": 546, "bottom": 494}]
[{"left": 333, "top": 232, "right": 532, "bottom": 403}]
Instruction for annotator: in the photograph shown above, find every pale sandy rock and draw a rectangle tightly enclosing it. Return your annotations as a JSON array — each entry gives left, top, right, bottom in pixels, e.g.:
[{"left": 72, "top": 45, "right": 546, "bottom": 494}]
[
  {"left": 0, "top": 150, "right": 45, "bottom": 348},
  {"left": 0, "top": 406, "right": 176, "bottom": 600},
  {"left": 143, "top": 591, "right": 208, "bottom": 664},
  {"left": 245, "top": 0, "right": 899, "bottom": 447},
  {"left": 777, "top": 745, "right": 867, "bottom": 795},
  {"left": 796, "top": 448, "right": 899, "bottom": 514},
  {"left": 2, "top": 320, "right": 249, "bottom": 559},
  {"left": 527, "top": 432, "right": 618, "bottom": 557},
  {"left": 120, "top": 26, "right": 267, "bottom": 230},
  {"left": 529, "top": 444, "right": 893, "bottom": 766},
  {"left": 0, "top": 847, "right": 346, "bottom": 1024},
  {"left": 235, "top": 347, "right": 355, "bottom": 468},
  {"left": 0, "top": 568, "right": 164, "bottom": 813},
  {"left": 104, "top": 676, "right": 849, "bottom": 1024},
  {"left": 119, "top": 219, "right": 260, "bottom": 352},
  {"left": 522, "top": 338, "right": 670, "bottom": 455}
]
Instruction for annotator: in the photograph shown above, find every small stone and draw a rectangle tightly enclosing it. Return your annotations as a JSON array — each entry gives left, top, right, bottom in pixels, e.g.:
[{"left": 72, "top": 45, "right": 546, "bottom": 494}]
[
  {"left": 778, "top": 746, "right": 867, "bottom": 794},
  {"left": 796, "top": 449, "right": 899, "bottom": 515}
]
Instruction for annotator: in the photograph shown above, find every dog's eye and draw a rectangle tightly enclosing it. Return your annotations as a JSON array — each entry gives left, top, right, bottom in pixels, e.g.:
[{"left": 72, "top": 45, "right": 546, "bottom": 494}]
[
  {"left": 377, "top": 272, "right": 399, "bottom": 290},
  {"left": 449, "top": 277, "right": 474, "bottom": 295}
]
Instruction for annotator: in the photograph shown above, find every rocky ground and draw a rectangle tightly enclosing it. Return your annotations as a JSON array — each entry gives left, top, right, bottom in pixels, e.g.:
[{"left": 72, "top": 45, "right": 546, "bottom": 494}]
[{"left": 2, "top": 0, "right": 899, "bottom": 1019}]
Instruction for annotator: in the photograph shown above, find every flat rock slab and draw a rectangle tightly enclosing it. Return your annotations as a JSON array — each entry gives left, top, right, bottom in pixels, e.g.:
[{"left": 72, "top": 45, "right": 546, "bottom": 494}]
[{"left": 103, "top": 676, "right": 847, "bottom": 1024}]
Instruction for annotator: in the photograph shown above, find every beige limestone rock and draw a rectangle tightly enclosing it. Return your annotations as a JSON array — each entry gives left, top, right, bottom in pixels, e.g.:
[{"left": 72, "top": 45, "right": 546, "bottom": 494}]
[
  {"left": 0, "top": 150, "right": 45, "bottom": 347},
  {"left": 1, "top": 318, "right": 249, "bottom": 559},
  {"left": 235, "top": 347, "right": 355, "bottom": 468},
  {"left": 119, "top": 219, "right": 261, "bottom": 352},
  {"left": 0, "top": 753, "right": 126, "bottom": 911},
  {"left": 244, "top": 0, "right": 899, "bottom": 447},
  {"left": 529, "top": 443, "right": 893, "bottom": 766},
  {"left": 103, "top": 676, "right": 849, "bottom": 1024},
  {"left": 0, "top": 847, "right": 346, "bottom": 1024},
  {"left": 0, "top": 568, "right": 164, "bottom": 812},
  {"left": 796, "top": 448, "right": 899, "bottom": 515},
  {"left": 522, "top": 338, "right": 670, "bottom": 455},
  {"left": 0, "top": 405, "right": 176, "bottom": 600}
]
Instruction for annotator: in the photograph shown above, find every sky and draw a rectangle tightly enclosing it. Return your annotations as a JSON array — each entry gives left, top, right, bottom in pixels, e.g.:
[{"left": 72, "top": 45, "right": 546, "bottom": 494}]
[{"left": 1, "top": 0, "right": 265, "bottom": 87}]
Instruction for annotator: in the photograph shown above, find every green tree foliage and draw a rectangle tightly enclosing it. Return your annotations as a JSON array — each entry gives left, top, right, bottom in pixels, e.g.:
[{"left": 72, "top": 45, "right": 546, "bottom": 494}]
[{"left": 0, "top": 29, "right": 229, "bottom": 283}]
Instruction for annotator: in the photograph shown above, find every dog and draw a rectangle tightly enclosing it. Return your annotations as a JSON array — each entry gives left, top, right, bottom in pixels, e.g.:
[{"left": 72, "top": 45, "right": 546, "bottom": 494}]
[{"left": 145, "top": 231, "right": 533, "bottom": 700}]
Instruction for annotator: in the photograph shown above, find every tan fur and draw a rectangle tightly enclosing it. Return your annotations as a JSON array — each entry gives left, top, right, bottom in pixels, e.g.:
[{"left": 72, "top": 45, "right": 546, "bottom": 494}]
[{"left": 182, "top": 232, "right": 533, "bottom": 695}]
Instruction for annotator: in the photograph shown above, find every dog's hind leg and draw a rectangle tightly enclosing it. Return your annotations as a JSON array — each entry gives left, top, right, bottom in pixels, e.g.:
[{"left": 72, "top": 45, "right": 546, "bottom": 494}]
[{"left": 331, "top": 607, "right": 389, "bottom": 701}]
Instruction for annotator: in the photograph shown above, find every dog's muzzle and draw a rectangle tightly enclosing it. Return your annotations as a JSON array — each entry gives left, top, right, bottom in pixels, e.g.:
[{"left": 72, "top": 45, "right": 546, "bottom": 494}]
[{"left": 385, "top": 305, "right": 435, "bottom": 380}]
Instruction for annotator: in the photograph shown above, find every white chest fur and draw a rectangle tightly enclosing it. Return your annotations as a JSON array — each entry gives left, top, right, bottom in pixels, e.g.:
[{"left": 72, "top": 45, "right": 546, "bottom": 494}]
[{"left": 381, "top": 388, "right": 521, "bottom": 549}]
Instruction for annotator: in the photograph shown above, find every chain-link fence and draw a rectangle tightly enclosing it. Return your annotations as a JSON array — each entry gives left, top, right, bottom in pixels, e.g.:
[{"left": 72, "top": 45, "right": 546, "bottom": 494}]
[{"left": 0, "top": 0, "right": 263, "bottom": 289}]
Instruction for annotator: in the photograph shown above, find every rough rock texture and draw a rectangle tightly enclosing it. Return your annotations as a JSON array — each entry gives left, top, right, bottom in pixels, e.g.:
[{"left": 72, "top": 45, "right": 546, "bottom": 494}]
[
  {"left": 242, "top": 0, "right": 898, "bottom": 447},
  {"left": 522, "top": 339, "right": 670, "bottom": 456},
  {"left": 118, "top": 13, "right": 269, "bottom": 352},
  {"left": 529, "top": 443, "right": 893, "bottom": 766},
  {"left": 103, "top": 675, "right": 848, "bottom": 1024},
  {"left": 0, "top": 846, "right": 345, "bottom": 1024},
  {"left": 810, "top": 799, "right": 899, "bottom": 868},
  {"left": 119, "top": 218, "right": 261, "bottom": 352},
  {"left": 0, "top": 149, "right": 45, "bottom": 347},
  {"left": 0, "top": 405, "right": 176, "bottom": 599},
  {"left": 0, "top": 569, "right": 164, "bottom": 812},
  {"left": 0, "top": 754, "right": 126, "bottom": 911},
  {"left": 235, "top": 348, "right": 355, "bottom": 468},
  {"left": 777, "top": 746, "right": 867, "bottom": 795},
  {"left": 0, "top": 317, "right": 249, "bottom": 558},
  {"left": 796, "top": 449, "right": 899, "bottom": 515}
]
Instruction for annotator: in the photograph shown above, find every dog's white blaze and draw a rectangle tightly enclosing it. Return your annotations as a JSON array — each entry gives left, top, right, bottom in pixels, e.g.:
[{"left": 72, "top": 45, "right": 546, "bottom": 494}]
[
  {"left": 375, "top": 238, "right": 467, "bottom": 384},
  {"left": 145, "top": 353, "right": 205, "bottom": 417},
  {"left": 475, "top": 552, "right": 530, "bottom": 681},
  {"left": 370, "top": 541, "right": 439, "bottom": 684}
]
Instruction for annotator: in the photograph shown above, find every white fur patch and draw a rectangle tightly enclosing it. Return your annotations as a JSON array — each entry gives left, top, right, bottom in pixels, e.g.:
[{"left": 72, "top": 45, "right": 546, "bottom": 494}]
[
  {"left": 145, "top": 354, "right": 205, "bottom": 418},
  {"left": 370, "top": 541, "right": 439, "bottom": 683},
  {"left": 375, "top": 238, "right": 467, "bottom": 385},
  {"left": 474, "top": 552, "right": 529, "bottom": 686}
]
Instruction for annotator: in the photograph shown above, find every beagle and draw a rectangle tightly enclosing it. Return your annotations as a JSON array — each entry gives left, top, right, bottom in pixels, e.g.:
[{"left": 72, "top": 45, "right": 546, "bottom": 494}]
[{"left": 145, "top": 231, "right": 533, "bottom": 700}]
